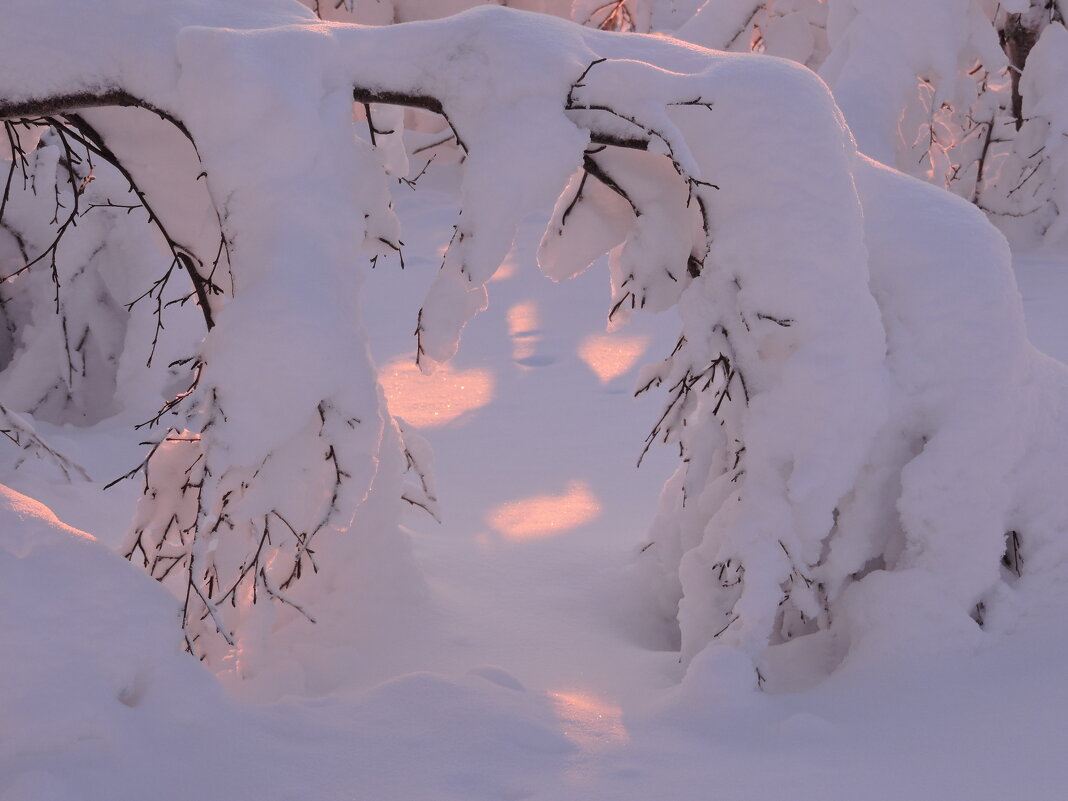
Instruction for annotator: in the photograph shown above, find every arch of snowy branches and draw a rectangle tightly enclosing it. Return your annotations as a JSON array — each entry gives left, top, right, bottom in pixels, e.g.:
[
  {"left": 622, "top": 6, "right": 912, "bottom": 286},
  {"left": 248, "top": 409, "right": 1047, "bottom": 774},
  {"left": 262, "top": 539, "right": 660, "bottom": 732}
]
[{"left": 3, "top": 0, "right": 1067, "bottom": 684}]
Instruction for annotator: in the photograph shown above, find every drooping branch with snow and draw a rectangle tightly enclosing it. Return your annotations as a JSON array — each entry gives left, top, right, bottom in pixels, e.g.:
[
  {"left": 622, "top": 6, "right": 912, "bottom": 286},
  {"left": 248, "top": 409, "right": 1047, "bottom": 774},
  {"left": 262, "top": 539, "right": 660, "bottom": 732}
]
[{"left": 2, "top": 0, "right": 1067, "bottom": 687}]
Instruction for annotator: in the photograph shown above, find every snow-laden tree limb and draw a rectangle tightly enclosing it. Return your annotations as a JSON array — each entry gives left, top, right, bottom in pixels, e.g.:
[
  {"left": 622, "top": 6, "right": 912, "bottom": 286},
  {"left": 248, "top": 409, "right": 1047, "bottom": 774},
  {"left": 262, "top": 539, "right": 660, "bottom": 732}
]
[{"left": 3, "top": 1, "right": 1067, "bottom": 686}]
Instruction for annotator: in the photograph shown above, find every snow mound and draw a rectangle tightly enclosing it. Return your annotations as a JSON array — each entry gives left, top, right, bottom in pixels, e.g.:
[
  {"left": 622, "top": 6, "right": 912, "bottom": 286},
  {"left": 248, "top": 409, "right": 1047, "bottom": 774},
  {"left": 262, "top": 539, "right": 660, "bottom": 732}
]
[{"left": 0, "top": 484, "right": 227, "bottom": 798}]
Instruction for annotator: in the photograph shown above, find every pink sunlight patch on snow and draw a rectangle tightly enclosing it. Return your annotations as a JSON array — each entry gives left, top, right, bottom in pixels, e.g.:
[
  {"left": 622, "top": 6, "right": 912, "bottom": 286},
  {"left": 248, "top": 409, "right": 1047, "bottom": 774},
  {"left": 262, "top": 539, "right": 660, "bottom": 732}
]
[
  {"left": 0, "top": 485, "right": 95, "bottom": 544},
  {"left": 549, "top": 688, "right": 629, "bottom": 750},
  {"left": 507, "top": 300, "right": 540, "bottom": 363},
  {"left": 379, "top": 355, "right": 494, "bottom": 428},
  {"left": 487, "top": 479, "right": 601, "bottom": 541},
  {"left": 578, "top": 333, "right": 651, "bottom": 384},
  {"left": 488, "top": 260, "right": 518, "bottom": 282}
]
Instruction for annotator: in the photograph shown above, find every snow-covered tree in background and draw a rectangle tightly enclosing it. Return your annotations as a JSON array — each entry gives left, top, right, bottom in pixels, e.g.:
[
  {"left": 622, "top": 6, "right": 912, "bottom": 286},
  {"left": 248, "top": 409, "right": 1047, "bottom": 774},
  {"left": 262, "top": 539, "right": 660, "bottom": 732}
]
[
  {"left": 4, "top": 0, "right": 1068, "bottom": 691},
  {"left": 658, "top": 0, "right": 1068, "bottom": 248},
  {"left": 0, "top": 106, "right": 237, "bottom": 442},
  {"left": 983, "top": 10, "right": 1068, "bottom": 241}
]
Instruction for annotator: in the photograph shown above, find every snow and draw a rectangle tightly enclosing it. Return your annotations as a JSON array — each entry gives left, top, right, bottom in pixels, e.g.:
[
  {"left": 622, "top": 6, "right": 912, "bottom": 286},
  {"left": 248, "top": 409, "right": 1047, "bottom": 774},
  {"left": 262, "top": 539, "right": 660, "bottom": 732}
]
[
  {"left": 820, "top": 0, "right": 1005, "bottom": 168},
  {"left": 3, "top": 163, "right": 1067, "bottom": 799},
  {"left": 1014, "top": 23, "right": 1068, "bottom": 243},
  {"left": 3, "top": 3, "right": 1068, "bottom": 800}
]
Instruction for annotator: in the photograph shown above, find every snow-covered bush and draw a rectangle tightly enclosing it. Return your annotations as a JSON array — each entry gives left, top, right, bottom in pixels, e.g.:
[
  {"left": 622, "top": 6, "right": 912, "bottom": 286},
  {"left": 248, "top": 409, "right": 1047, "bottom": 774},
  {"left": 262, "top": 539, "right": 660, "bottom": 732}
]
[
  {"left": 0, "top": 117, "right": 206, "bottom": 481},
  {"left": 982, "top": 19, "right": 1068, "bottom": 242},
  {"left": 672, "top": 0, "right": 829, "bottom": 67},
  {"left": 3, "top": 0, "right": 1067, "bottom": 688},
  {"left": 1, "top": 0, "right": 419, "bottom": 668},
  {"left": 819, "top": 0, "right": 1007, "bottom": 196},
  {"left": 665, "top": 0, "right": 1068, "bottom": 247}
]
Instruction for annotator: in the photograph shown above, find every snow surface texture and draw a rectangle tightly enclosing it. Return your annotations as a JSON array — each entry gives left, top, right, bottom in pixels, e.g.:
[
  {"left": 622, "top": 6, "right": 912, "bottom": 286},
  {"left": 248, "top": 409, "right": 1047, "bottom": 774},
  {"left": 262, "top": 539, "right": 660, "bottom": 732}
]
[{"left": 2, "top": 1, "right": 1068, "bottom": 798}]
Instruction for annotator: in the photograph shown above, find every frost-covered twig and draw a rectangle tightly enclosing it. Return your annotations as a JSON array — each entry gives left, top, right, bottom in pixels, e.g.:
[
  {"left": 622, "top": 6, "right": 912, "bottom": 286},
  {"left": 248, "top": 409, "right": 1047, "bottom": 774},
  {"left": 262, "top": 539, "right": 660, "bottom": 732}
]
[
  {"left": 0, "top": 403, "right": 90, "bottom": 481},
  {"left": 60, "top": 114, "right": 221, "bottom": 336},
  {"left": 579, "top": 0, "right": 638, "bottom": 32}
]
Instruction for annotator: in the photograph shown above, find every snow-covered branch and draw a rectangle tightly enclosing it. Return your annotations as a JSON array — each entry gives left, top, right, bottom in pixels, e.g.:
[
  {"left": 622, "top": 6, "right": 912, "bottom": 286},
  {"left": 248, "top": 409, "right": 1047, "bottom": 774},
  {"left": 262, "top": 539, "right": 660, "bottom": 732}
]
[{"left": 4, "top": 0, "right": 1067, "bottom": 686}]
